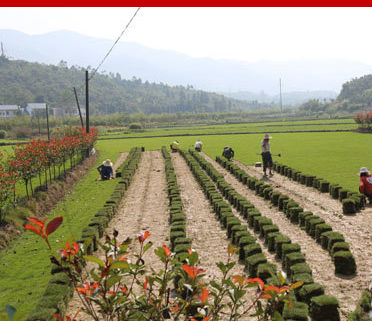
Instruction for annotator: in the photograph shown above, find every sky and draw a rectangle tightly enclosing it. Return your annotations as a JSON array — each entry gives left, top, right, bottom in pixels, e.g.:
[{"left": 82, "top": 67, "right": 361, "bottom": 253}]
[{"left": 1, "top": 7, "right": 372, "bottom": 65}]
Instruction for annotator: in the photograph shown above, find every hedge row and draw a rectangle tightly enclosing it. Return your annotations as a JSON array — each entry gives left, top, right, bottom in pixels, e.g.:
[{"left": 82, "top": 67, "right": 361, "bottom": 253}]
[
  {"left": 192, "top": 151, "right": 339, "bottom": 321},
  {"left": 178, "top": 149, "right": 281, "bottom": 284},
  {"left": 161, "top": 147, "right": 192, "bottom": 259},
  {"left": 26, "top": 147, "right": 143, "bottom": 321},
  {"left": 272, "top": 162, "right": 365, "bottom": 215},
  {"left": 211, "top": 154, "right": 342, "bottom": 320},
  {"left": 217, "top": 156, "right": 357, "bottom": 278}
]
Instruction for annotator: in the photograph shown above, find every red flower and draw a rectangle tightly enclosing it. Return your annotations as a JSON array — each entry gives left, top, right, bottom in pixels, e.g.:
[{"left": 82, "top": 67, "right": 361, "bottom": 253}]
[
  {"left": 182, "top": 264, "right": 205, "bottom": 279},
  {"left": 57, "top": 241, "right": 79, "bottom": 259},
  {"left": 76, "top": 282, "right": 99, "bottom": 296},
  {"left": 143, "top": 277, "right": 148, "bottom": 290},
  {"left": 137, "top": 231, "right": 150, "bottom": 243},
  {"left": 162, "top": 244, "right": 171, "bottom": 256},
  {"left": 245, "top": 277, "right": 264, "bottom": 291}
]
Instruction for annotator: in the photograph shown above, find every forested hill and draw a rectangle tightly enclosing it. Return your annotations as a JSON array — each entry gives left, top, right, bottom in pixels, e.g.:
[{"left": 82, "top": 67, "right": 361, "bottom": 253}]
[
  {"left": 0, "top": 57, "right": 274, "bottom": 115},
  {"left": 337, "top": 74, "right": 372, "bottom": 106}
]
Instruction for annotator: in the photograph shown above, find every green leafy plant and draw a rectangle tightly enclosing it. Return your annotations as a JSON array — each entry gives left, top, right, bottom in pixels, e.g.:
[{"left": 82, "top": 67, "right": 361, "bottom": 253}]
[{"left": 15, "top": 215, "right": 304, "bottom": 321}]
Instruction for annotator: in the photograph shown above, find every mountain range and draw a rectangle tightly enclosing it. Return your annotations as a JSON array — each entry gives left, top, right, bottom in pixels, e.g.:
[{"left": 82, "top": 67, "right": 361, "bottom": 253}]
[{"left": 1, "top": 29, "right": 372, "bottom": 101}]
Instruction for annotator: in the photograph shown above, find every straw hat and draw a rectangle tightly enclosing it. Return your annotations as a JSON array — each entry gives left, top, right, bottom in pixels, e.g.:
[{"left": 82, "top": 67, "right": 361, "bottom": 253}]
[
  {"left": 103, "top": 159, "right": 113, "bottom": 167},
  {"left": 358, "top": 167, "right": 370, "bottom": 175},
  {"left": 263, "top": 134, "right": 272, "bottom": 140}
]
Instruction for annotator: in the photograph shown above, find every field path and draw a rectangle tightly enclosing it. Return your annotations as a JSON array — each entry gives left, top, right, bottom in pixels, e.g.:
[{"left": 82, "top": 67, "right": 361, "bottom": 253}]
[
  {"left": 171, "top": 152, "right": 246, "bottom": 280},
  {"left": 171, "top": 152, "right": 261, "bottom": 320},
  {"left": 234, "top": 160, "right": 372, "bottom": 314},
  {"left": 201, "top": 152, "right": 368, "bottom": 319},
  {"left": 67, "top": 150, "right": 170, "bottom": 319}
]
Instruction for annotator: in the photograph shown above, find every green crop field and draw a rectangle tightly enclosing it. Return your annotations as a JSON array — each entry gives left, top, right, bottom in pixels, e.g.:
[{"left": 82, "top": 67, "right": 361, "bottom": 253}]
[
  {"left": 98, "top": 118, "right": 357, "bottom": 139},
  {"left": 96, "top": 130, "right": 370, "bottom": 193},
  {"left": 0, "top": 142, "right": 122, "bottom": 316},
  {"left": 0, "top": 122, "right": 369, "bottom": 318}
]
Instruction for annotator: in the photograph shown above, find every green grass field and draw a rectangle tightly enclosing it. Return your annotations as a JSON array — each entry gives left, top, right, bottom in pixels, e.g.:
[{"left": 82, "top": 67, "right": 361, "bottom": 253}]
[
  {"left": 0, "top": 143, "right": 121, "bottom": 316},
  {"left": 97, "top": 130, "right": 370, "bottom": 192},
  {"left": 98, "top": 118, "right": 357, "bottom": 139},
  {"left": 0, "top": 121, "right": 368, "bottom": 317}
]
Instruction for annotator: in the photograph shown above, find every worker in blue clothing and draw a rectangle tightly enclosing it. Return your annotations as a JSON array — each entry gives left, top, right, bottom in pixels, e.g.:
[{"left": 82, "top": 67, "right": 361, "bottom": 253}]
[{"left": 97, "top": 159, "right": 114, "bottom": 180}]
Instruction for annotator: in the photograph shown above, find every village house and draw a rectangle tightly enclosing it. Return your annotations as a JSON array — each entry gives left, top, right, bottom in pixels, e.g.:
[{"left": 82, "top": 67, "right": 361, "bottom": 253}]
[
  {"left": 25, "top": 103, "right": 47, "bottom": 117},
  {"left": 0, "top": 105, "right": 21, "bottom": 118},
  {"left": 52, "top": 106, "right": 86, "bottom": 119}
]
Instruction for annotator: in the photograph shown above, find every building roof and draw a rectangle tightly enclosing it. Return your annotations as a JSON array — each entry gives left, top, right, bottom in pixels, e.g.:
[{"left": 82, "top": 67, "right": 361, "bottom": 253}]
[
  {"left": 0, "top": 105, "right": 19, "bottom": 111},
  {"left": 26, "top": 103, "right": 47, "bottom": 110}
]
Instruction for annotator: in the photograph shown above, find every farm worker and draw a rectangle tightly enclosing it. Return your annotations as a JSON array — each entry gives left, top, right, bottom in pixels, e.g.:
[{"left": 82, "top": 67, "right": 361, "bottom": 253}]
[
  {"left": 222, "top": 146, "right": 234, "bottom": 161},
  {"left": 170, "top": 140, "right": 179, "bottom": 152},
  {"left": 194, "top": 139, "right": 203, "bottom": 152},
  {"left": 359, "top": 167, "right": 372, "bottom": 202},
  {"left": 97, "top": 159, "right": 114, "bottom": 180},
  {"left": 261, "top": 133, "right": 273, "bottom": 177}
]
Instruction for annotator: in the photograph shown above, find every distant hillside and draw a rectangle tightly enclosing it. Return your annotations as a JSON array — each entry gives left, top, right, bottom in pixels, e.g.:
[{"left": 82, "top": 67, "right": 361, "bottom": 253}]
[
  {"left": 297, "top": 73, "right": 372, "bottom": 115},
  {"left": 0, "top": 57, "right": 276, "bottom": 115},
  {"left": 337, "top": 74, "right": 372, "bottom": 106},
  {"left": 1, "top": 29, "right": 372, "bottom": 94},
  {"left": 221, "top": 90, "right": 338, "bottom": 106}
]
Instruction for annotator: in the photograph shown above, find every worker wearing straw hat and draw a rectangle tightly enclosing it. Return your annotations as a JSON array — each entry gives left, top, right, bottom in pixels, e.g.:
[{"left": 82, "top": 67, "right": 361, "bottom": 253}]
[
  {"left": 359, "top": 167, "right": 372, "bottom": 203},
  {"left": 97, "top": 159, "right": 114, "bottom": 180},
  {"left": 261, "top": 134, "right": 273, "bottom": 177}
]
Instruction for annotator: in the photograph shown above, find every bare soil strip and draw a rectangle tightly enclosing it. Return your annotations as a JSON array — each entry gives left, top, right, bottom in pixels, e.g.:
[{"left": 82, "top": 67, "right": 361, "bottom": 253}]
[
  {"left": 171, "top": 152, "right": 262, "bottom": 320},
  {"left": 67, "top": 150, "right": 170, "bottom": 319},
  {"left": 171, "top": 152, "right": 247, "bottom": 280},
  {"left": 234, "top": 160, "right": 372, "bottom": 315},
  {"left": 108, "top": 150, "right": 170, "bottom": 269},
  {"left": 201, "top": 153, "right": 366, "bottom": 319}
]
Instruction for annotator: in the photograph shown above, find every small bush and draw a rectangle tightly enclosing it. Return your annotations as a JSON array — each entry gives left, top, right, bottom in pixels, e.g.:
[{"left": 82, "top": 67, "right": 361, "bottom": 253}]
[
  {"left": 243, "top": 243, "right": 262, "bottom": 258},
  {"left": 129, "top": 122, "right": 142, "bottom": 130},
  {"left": 342, "top": 198, "right": 356, "bottom": 214},
  {"left": 333, "top": 251, "right": 356, "bottom": 275},
  {"left": 245, "top": 253, "right": 267, "bottom": 277},
  {"left": 315, "top": 224, "right": 332, "bottom": 243},
  {"left": 309, "top": 295, "right": 340, "bottom": 321},
  {"left": 298, "top": 283, "right": 325, "bottom": 304},
  {"left": 283, "top": 301, "right": 309, "bottom": 321},
  {"left": 0, "top": 130, "right": 7, "bottom": 138}
]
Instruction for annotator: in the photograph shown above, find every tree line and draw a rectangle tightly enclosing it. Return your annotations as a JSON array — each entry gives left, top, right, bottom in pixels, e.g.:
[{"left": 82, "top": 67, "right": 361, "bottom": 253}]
[{"left": 0, "top": 56, "right": 277, "bottom": 115}]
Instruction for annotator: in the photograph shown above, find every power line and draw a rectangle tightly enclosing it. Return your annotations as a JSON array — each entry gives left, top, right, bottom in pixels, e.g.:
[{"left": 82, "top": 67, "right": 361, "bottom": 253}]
[
  {"left": 49, "top": 7, "right": 141, "bottom": 108},
  {"left": 89, "top": 7, "right": 141, "bottom": 81}
]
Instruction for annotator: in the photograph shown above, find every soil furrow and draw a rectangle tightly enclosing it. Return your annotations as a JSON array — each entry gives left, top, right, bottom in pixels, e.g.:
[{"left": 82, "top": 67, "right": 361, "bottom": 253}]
[
  {"left": 66, "top": 150, "right": 169, "bottom": 319},
  {"left": 171, "top": 152, "right": 260, "bottom": 320},
  {"left": 171, "top": 152, "right": 247, "bottom": 280},
  {"left": 202, "top": 152, "right": 361, "bottom": 319},
  {"left": 234, "top": 160, "right": 372, "bottom": 315}
]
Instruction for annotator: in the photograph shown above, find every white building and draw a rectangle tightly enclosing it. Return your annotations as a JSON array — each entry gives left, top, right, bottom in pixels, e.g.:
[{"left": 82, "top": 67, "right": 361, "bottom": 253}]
[
  {"left": 25, "top": 103, "right": 47, "bottom": 117},
  {"left": 0, "top": 105, "right": 20, "bottom": 118}
]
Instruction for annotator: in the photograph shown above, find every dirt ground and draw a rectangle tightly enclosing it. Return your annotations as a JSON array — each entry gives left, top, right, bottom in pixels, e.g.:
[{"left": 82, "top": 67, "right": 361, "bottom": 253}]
[
  {"left": 0, "top": 153, "right": 98, "bottom": 250},
  {"left": 199, "top": 152, "right": 371, "bottom": 320},
  {"left": 66, "top": 150, "right": 371, "bottom": 320},
  {"left": 67, "top": 151, "right": 261, "bottom": 320}
]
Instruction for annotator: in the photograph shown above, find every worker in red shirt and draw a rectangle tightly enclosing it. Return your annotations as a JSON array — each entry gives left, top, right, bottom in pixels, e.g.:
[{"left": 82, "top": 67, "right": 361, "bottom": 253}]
[{"left": 359, "top": 167, "right": 372, "bottom": 203}]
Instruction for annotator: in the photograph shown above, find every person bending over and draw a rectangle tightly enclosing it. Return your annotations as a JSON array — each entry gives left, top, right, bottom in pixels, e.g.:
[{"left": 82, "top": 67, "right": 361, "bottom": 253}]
[
  {"left": 194, "top": 139, "right": 202, "bottom": 152},
  {"left": 97, "top": 159, "right": 114, "bottom": 180},
  {"left": 170, "top": 140, "right": 179, "bottom": 152},
  {"left": 359, "top": 167, "right": 372, "bottom": 203},
  {"left": 222, "top": 146, "right": 234, "bottom": 161}
]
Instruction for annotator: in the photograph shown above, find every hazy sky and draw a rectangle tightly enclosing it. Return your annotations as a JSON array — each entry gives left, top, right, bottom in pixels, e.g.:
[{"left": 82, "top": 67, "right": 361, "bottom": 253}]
[{"left": 1, "top": 7, "right": 372, "bottom": 64}]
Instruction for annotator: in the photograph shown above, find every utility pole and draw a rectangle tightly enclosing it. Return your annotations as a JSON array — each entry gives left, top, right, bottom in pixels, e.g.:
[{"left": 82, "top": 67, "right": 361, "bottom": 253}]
[
  {"left": 73, "top": 87, "right": 84, "bottom": 128},
  {"left": 46, "top": 104, "right": 50, "bottom": 141},
  {"left": 85, "top": 70, "right": 89, "bottom": 133},
  {"left": 1, "top": 42, "right": 4, "bottom": 57},
  {"left": 279, "top": 78, "right": 283, "bottom": 113}
]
